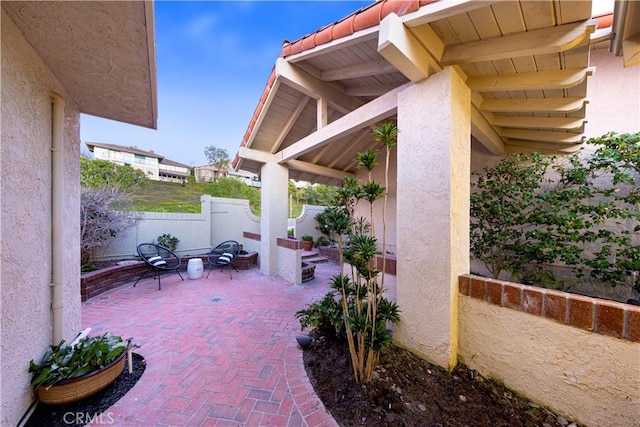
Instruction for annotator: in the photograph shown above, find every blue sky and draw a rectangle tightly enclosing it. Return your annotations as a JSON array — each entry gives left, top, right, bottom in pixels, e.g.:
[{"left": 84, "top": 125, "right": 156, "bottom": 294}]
[{"left": 80, "top": 1, "right": 369, "bottom": 167}]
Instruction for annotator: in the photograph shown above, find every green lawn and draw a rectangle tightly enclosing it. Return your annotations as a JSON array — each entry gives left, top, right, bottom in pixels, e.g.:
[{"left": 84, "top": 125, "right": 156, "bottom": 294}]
[
  {"left": 129, "top": 180, "right": 304, "bottom": 217},
  {"left": 130, "top": 181, "right": 205, "bottom": 213}
]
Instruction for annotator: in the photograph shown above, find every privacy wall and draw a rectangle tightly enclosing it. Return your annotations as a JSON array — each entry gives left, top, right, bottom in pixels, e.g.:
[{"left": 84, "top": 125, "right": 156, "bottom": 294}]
[{"left": 95, "top": 197, "right": 323, "bottom": 261}]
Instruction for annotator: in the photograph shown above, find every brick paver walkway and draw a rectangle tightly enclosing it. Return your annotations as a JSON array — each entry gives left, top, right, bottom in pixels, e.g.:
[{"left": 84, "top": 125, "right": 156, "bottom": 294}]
[{"left": 83, "top": 263, "right": 342, "bottom": 426}]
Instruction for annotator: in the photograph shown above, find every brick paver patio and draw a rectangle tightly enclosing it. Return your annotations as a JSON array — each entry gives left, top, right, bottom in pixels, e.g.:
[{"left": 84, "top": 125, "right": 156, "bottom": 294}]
[{"left": 82, "top": 263, "right": 344, "bottom": 426}]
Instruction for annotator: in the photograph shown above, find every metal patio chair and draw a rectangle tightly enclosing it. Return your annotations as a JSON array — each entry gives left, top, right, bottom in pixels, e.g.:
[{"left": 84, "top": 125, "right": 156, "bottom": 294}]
[
  {"left": 134, "top": 243, "right": 184, "bottom": 290},
  {"left": 206, "top": 240, "right": 241, "bottom": 279}
]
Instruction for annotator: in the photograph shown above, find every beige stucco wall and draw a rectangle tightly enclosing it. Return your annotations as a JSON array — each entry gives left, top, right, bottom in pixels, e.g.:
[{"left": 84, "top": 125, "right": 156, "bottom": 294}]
[
  {"left": 292, "top": 204, "right": 327, "bottom": 242},
  {"left": 585, "top": 42, "right": 640, "bottom": 139},
  {"left": 459, "top": 296, "right": 640, "bottom": 427},
  {"left": 277, "top": 245, "right": 302, "bottom": 285},
  {"left": 1, "top": 8, "right": 82, "bottom": 425},
  {"left": 394, "top": 67, "right": 471, "bottom": 369},
  {"left": 95, "top": 196, "right": 261, "bottom": 260}
]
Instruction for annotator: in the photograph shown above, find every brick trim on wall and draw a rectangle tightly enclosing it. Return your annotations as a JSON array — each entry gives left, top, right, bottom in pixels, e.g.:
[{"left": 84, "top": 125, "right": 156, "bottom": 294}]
[
  {"left": 459, "top": 274, "right": 640, "bottom": 342},
  {"left": 277, "top": 237, "right": 301, "bottom": 250},
  {"left": 243, "top": 231, "right": 261, "bottom": 241}
]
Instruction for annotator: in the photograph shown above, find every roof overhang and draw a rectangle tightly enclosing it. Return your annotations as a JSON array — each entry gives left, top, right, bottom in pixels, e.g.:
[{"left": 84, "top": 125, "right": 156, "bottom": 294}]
[
  {"left": 2, "top": 1, "right": 158, "bottom": 129},
  {"left": 233, "top": 0, "right": 625, "bottom": 185}
]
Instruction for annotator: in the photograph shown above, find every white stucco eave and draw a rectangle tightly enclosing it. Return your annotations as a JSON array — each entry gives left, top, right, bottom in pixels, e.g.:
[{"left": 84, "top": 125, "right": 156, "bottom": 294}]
[{"left": 1, "top": 1, "right": 158, "bottom": 129}]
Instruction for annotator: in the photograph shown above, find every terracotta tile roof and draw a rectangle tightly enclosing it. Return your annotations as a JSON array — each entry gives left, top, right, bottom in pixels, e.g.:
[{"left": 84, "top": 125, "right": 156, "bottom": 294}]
[
  {"left": 281, "top": 0, "right": 435, "bottom": 57},
  {"left": 232, "top": 2, "right": 615, "bottom": 169},
  {"left": 233, "top": 0, "right": 435, "bottom": 169}
]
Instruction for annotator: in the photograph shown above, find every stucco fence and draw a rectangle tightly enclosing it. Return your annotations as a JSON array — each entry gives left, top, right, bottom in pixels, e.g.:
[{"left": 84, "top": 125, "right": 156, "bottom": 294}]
[
  {"left": 456, "top": 274, "right": 639, "bottom": 427},
  {"left": 86, "top": 196, "right": 327, "bottom": 292},
  {"left": 94, "top": 195, "right": 326, "bottom": 261}
]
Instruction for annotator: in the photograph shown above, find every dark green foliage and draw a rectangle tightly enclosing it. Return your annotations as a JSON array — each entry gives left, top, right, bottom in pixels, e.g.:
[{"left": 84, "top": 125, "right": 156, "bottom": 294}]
[
  {"left": 80, "top": 157, "right": 147, "bottom": 191},
  {"left": 298, "top": 123, "right": 401, "bottom": 383},
  {"left": 204, "top": 177, "right": 261, "bottom": 215},
  {"left": 295, "top": 292, "right": 344, "bottom": 340},
  {"left": 29, "top": 333, "right": 129, "bottom": 389},
  {"left": 156, "top": 233, "right": 179, "bottom": 251},
  {"left": 470, "top": 132, "right": 640, "bottom": 293}
]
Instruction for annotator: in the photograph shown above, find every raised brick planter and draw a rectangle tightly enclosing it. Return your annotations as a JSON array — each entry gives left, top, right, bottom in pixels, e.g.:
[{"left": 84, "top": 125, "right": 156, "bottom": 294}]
[
  {"left": 232, "top": 251, "right": 258, "bottom": 270},
  {"left": 302, "top": 261, "right": 316, "bottom": 283},
  {"left": 319, "top": 247, "right": 396, "bottom": 275},
  {"left": 81, "top": 256, "right": 208, "bottom": 302},
  {"left": 81, "top": 262, "right": 147, "bottom": 302}
]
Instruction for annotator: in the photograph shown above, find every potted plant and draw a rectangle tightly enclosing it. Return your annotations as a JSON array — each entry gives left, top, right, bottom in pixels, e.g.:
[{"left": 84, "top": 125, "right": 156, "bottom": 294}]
[
  {"left": 301, "top": 234, "right": 314, "bottom": 251},
  {"left": 29, "top": 332, "right": 133, "bottom": 405},
  {"left": 156, "top": 233, "right": 179, "bottom": 251}
]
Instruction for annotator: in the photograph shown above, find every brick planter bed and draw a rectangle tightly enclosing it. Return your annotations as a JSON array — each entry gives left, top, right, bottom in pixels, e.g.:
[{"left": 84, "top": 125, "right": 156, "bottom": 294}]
[
  {"left": 81, "top": 261, "right": 147, "bottom": 302},
  {"left": 302, "top": 261, "right": 316, "bottom": 283},
  {"left": 232, "top": 251, "right": 258, "bottom": 270},
  {"left": 81, "top": 255, "right": 238, "bottom": 302},
  {"left": 319, "top": 246, "right": 397, "bottom": 275}
]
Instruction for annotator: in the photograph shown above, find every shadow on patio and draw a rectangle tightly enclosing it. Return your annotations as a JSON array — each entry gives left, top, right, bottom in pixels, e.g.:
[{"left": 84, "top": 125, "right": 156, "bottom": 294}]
[{"left": 82, "top": 263, "right": 345, "bottom": 426}]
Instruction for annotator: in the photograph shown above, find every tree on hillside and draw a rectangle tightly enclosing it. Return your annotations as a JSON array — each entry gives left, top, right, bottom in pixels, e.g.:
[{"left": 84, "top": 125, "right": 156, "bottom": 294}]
[
  {"left": 204, "top": 145, "right": 230, "bottom": 170},
  {"left": 80, "top": 156, "right": 147, "bottom": 190},
  {"left": 204, "top": 177, "right": 260, "bottom": 215}
]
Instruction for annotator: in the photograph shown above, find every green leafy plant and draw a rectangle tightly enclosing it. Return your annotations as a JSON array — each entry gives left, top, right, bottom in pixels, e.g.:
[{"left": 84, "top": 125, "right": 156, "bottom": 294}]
[
  {"left": 156, "top": 233, "right": 179, "bottom": 251},
  {"left": 316, "top": 236, "right": 331, "bottom": 247},
  {"left": 29, "top": 333, "right": 132, "bottom": 389},
  {"left": 299, "top": 122, "right": 401, "bottom": 384},
  {"left": 296, "top": 292, "right": 344, "bottom": 340},
  {"left": 301, "top": 234, "right": 313, "bottom": 241},
  {"left": 470, "top": 132, "right": 640, "bottom": 295}
]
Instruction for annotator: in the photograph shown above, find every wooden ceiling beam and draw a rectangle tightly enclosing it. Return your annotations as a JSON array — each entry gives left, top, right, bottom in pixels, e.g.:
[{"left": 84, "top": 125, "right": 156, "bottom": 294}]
[
  {"left": 441, "top": 19, "right": 597, "bottom": 65},
  {"left": 346, "top": 85, "right": 398, "bottom": 97},
  {"left": 491, "top": 116, "right": 586, "bottom": 130},
  {"left": 270, "top": 96, "right": 309, "bottom": 154},
  {"left": 479, "top": 97, "right": 588, "bottom": 113},
  {"left": 238, "top": 147, "right": 280, "bottom": 164},
  {"left": 500, "top": 129, "right": 584, "bottom": 144},
  {"left": 505, "top": 140, "right": 584, "bottom": 154},
  {"left": 471, "top": 105, "right": 505, "bottom": 155},
  {"left": 286, "top": 159, "right": 355, "bottom": 181},
  {"left": 275, "top": 58, "right": 362, "bottom": 114},
  {"left": 279, "top": 83, "right": 409, "bottom": 163},
  {"left": 468, "top": 67, "right": 595, "bottom": 92},
  {"left": 321, "top": 61, "right": 397, "bottom": 81},
  {"left": 377, "top": 12, "right": 441, "bottom": 83}
]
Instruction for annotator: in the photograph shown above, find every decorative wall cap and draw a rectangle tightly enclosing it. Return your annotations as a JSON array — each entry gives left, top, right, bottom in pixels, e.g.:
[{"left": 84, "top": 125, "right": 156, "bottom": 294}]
[{"left": 459, "top": 274, "right": 640, "bottom": 343}]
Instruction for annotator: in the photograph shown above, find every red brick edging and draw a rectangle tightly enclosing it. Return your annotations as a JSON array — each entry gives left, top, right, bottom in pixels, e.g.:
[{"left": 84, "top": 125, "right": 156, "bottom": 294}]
[{"left": 459, "top": 275, "right": 640, "bottom": 342}]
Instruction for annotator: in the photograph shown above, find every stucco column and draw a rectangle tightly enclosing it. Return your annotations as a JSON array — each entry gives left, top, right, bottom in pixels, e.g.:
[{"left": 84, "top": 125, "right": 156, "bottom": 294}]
[
  {"left": 394, "top": 67, "right": 470, "bottom": 371},
  {"left": 260, "top": 161, "right": 289, "bottom": 275}
]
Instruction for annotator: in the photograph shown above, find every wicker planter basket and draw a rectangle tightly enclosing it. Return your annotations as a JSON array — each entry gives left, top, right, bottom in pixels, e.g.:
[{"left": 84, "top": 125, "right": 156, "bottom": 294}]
[{"left": 37, "top": 351, "right": 126, "bottom": 405}]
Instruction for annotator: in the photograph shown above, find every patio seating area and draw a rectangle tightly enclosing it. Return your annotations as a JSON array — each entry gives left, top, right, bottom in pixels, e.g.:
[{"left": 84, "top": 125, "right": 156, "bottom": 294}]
[{"left": 82, "top": 261, "right": 397, "bottom": 426}]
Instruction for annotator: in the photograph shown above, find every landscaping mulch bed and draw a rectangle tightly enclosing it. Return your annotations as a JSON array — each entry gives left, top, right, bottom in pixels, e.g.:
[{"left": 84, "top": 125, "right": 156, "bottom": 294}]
[{"left": 303, "top": 334, "right": 579, "bottom": 427}]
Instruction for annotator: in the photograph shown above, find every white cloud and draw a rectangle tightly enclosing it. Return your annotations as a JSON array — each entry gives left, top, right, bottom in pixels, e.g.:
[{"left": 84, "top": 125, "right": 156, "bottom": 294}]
[{"left": 184, "top": 14, "right": 218, "bottom": 39}]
